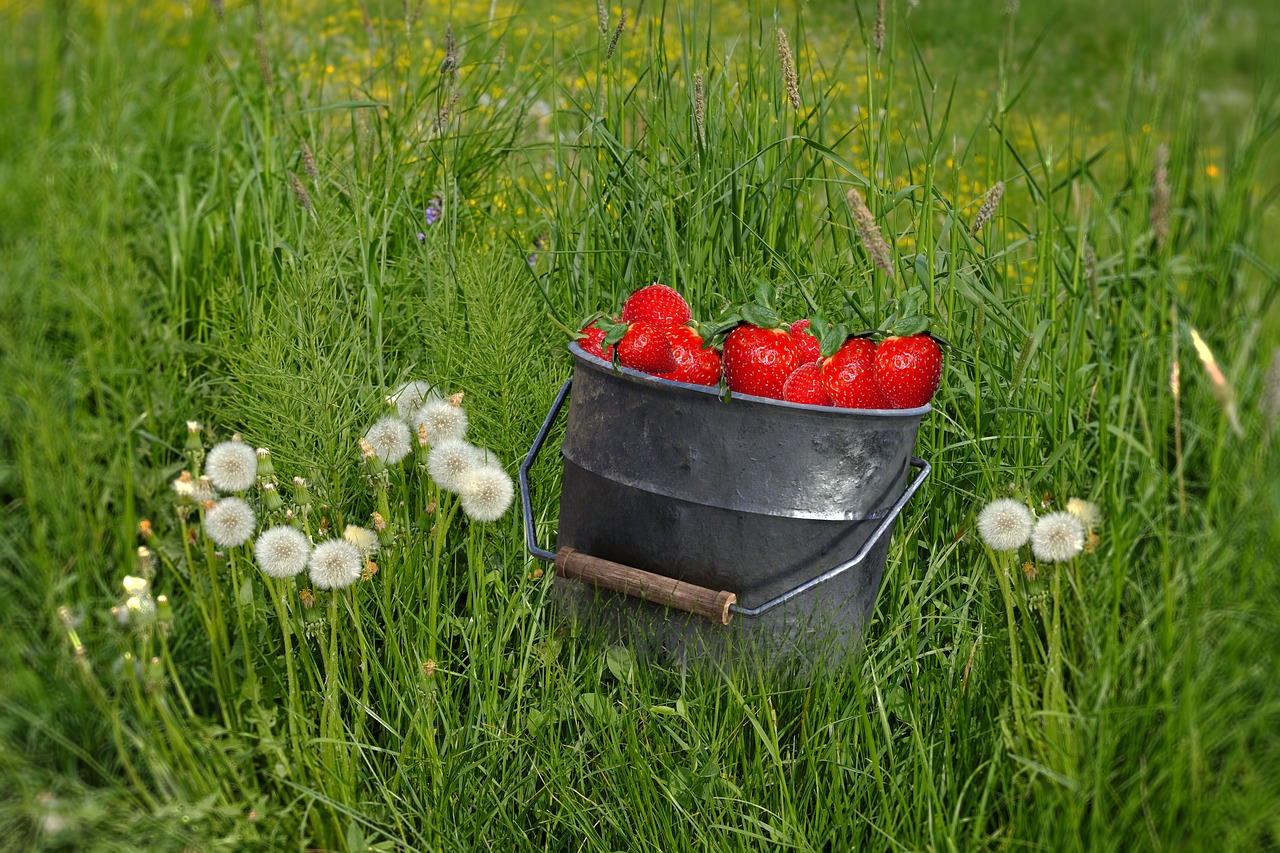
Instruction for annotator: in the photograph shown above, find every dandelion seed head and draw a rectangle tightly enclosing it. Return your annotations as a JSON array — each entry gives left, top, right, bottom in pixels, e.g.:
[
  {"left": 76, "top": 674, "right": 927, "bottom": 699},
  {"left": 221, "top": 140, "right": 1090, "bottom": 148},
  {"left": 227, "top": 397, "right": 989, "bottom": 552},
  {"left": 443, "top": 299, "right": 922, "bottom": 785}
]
[
  {"left": 392, "top": 380, "right": 441, "bottom": 421},
  {"left": 413, "top": 397, "right": 469, "bottom": 445},
  {"left": 364, "top": 416, "right": 412, "bottom": 464},
  {"left": 1065, "top": 498, "right": 1101, "bottom": 530},
  {"left": 1031, "top": 512, "right": 1085, "bottom": 563},
  {"left": 254, "top": 526, "right": 311, "bottom": 579},
  {"left": 428, "top": 439, "right": 482, "bottom": 493},
  {"left": 206, "top": 441, "right": 259, "bottom": 492},
  {"left": 186, "top": 421, "right": 202, "bottom": 434},
  {"left": 122, "top": 575, "right": 149, "bottom": 595},
  {"left": 342, "top": 524, "right": 380, "bottom": 557},
  {"left": 459, "top": 465, "right": 515, "bottom": 522},
  {"left": 204, "top": 497, "right": 257, "bottom": 548},
  {"left": 194, "top": 475, "right": 217, "bottom": 504},
  {"left": 172, "top": 470, "right": 195, "bottom": 499},
  {"left": 976, "top": 498, "right": 1034, "bottom": 551},
  {"left": 308, "top": 539, "right": 364, "bottom": 590}
]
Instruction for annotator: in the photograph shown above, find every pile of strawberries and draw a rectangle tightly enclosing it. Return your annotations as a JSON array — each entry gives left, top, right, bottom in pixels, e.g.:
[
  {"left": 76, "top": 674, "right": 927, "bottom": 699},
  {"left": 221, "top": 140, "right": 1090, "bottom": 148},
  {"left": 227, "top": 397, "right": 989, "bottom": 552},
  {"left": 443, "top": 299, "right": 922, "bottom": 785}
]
[{"left": 577, "top": 284, "right": 943, "bottom": 409}]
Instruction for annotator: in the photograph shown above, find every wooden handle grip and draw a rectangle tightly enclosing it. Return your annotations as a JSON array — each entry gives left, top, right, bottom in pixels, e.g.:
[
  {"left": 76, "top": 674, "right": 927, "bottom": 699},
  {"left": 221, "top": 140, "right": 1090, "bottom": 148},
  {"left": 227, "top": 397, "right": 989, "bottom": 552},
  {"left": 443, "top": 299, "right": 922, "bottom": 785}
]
[{"left": 554, "top": 547, "right": 737, "bottom": 625}]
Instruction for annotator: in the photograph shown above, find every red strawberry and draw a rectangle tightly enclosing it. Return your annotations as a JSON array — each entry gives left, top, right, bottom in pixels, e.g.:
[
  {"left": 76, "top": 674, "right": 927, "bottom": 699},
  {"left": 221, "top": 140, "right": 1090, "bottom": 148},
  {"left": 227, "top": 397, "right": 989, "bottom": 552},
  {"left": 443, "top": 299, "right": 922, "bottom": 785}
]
[
  {"left": 722, "top": 324, "right": 799, "bottom": 400},
  {"left": 621, "top": 284, "right": 691, "bottom": 328},
  {"left": 577, "top": 322, "right": 616, "bottom": 361},
  {"left": 782, "top": 362, "right": 834, "bottom": 406},
  {"left": 820, "top": 338, "right": 891, "bottom": 409},
  {"left": 659, "top": 325, "right": 722, "bottom": 386},
  {"left": 789, "top": 319, "right": 822, "bottom": 363},
  {"left": 616, "top": 321, "right": 678, "bottom": 375},
  {"left": 874, "top": 334, "right": 942, "bottom": 408}
]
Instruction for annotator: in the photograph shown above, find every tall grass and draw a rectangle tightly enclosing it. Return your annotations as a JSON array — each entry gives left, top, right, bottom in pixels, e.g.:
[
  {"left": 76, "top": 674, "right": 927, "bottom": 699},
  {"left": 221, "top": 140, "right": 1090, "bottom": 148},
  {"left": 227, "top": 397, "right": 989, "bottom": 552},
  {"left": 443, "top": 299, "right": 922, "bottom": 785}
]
[{"left": 1, "top": 0, "right": 1278, "bottom": 849}]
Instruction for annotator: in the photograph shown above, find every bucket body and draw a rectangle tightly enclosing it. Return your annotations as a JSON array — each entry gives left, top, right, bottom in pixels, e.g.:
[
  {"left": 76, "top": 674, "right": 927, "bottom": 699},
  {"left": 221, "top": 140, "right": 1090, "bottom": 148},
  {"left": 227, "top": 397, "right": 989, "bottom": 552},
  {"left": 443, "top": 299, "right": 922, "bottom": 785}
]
[{"left": 552, "top": 342, "right": 928, "bottom": 670}]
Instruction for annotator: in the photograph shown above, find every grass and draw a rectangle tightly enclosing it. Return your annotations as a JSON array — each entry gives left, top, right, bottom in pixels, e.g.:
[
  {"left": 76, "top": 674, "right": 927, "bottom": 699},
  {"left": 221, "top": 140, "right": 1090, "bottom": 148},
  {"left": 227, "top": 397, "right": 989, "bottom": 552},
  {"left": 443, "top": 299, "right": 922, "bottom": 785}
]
[{"left": 2, "top": 0, "right": 1278, "bottom": 849}]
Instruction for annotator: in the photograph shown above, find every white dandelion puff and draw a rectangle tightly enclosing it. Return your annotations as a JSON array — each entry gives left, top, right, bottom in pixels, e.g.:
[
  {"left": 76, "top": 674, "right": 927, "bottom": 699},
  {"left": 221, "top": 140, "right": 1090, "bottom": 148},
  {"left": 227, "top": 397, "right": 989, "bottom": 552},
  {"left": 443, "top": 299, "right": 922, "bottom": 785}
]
[
  {"left": 364, "top": 416, "right": 413, "bottom": 465},
  {"left": 205, "top": 440, "right": 259, "bottom": 492},
  {"left": 413, "top": 397, "right": 469, "bottom": 445},
  {"left": 342, "top": 524, "right": 380, "bottom": 557},
  {"left": 1065, "top": 498, "right": 1101, "bottom": 531},
  {"left": 193, "top": 475, "right": 217, "bottom": 504},
  {"left": 171, "top": 471, "right": 195, "bottom": 499},
  {"left": 458, "top": 465, "right": 515, "bottom": 522},
  {"left": 392, "top": 380, "right": 441, "bottom": 421},
  {"left": 308, "top": 539, "right": 364, "bottom": 590},
  {"left": 428, "top": 439, "right": 482, "bottom": 493},
  {"left": 254, "top": 526, "right": 311, "bottom": 579},
  {"left": 122, "top": 575, "right": 150, "bottom": 595},
  {"left": 203, "top": 497, "right": 257, "bottom": 548},
  {"left": 1031, "top": 512, "right": 1086, "bottom": 563},
  {"left": 976, "top": 498, "right": 1034, "bottom": 551}
]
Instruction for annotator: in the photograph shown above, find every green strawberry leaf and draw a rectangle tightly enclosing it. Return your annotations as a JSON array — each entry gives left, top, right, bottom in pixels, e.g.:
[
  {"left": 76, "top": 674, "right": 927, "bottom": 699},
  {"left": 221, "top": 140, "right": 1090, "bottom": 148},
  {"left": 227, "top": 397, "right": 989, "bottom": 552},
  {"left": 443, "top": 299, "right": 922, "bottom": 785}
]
[
  {"left": 601, "top": 322, "right": 630, "bottom": 348},
  {"left": 893, "top": 314, "right": 930, "bottom": 337},
  {"left": 895, "top": 291, "right": 922, "bottom": 320},
  {"left": 819, "top": 323, "right": 851, "bottom": 358},
  {"left": 753, "top": 278, "right": 775, "bottom": 309},
  {"left": 699, "top": 313, "right": 741, "bottom": 346},
  {"left": 740, "top": 303, "right": 781, "bottom": 329}
]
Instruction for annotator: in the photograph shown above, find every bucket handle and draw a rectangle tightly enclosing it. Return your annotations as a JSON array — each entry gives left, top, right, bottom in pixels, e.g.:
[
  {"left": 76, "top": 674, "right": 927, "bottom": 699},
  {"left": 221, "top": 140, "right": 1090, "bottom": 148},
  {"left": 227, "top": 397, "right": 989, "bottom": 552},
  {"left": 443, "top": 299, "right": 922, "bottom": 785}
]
[{"left": 519, "top": 377, "right": 931, "bottom": 625}]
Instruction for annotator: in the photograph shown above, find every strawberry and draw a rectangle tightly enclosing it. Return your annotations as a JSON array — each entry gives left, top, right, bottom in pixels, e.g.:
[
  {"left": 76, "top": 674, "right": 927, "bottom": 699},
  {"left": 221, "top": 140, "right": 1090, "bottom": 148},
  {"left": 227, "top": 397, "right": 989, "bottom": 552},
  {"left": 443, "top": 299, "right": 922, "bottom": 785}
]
[
  {"left": 577, "top": 322, "right": 616, "bottom": 361},
  {"left": 616, "top": 320, "right": 678, "bottom": 375},
  {"left": 621, "top": 283, "right": 692, "bottom": 328},
  {"left": 789, "top": 319, "right": 822, "bottom": 363},
  {"left": 782, "top": 362, "right": 834, "bottom": 406},
  {"left": 659, "top": 325, "right": 722, "bottom": 386},
  {"left": 722, "top": 324, "right": 799, "bottom": 400},
  {"left": 874, "top": 333, "right": 942, "bottom": 408},
  {"left": 820, "top": 337, "right": 891, "bottom": 409}
]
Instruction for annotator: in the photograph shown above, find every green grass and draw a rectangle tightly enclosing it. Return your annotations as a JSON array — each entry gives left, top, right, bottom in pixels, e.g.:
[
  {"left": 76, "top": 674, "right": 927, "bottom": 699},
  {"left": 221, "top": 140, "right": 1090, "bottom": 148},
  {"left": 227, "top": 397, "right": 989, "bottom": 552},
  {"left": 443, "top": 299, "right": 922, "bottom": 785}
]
[{"left": 2, "top": 0, "right": 1278, "bottom": 849}]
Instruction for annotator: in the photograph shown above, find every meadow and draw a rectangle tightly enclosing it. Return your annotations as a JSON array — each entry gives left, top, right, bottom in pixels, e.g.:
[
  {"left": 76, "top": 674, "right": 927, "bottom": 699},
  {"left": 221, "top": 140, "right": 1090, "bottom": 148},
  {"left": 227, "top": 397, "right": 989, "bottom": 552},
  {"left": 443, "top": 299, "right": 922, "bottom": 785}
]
[{"left": 1, "top": 0, "right": 1278, "bottom": 849}]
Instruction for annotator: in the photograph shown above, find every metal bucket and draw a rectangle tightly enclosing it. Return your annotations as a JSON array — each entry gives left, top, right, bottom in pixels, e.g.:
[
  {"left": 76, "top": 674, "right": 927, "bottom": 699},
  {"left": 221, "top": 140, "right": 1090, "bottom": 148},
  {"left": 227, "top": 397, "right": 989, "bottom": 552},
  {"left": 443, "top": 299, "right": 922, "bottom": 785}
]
[{"left": 519, "top": 342, "right": 930, "bottom": 671}]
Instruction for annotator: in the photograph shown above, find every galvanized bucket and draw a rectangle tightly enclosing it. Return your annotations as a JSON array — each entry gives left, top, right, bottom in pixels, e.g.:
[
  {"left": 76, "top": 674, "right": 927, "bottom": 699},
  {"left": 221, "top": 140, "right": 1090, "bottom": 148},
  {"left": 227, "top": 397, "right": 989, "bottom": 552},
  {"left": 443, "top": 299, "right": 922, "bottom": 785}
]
[{"left": 519, "top": 342, "right": 930, "bottom": 671}]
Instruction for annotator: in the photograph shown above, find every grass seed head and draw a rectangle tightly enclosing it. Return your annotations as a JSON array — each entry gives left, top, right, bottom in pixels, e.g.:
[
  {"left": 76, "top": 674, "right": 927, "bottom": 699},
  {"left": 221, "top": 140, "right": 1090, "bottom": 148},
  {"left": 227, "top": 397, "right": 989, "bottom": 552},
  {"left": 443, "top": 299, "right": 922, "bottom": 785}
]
[
  {"left": 1261, "top": 346, "right": 1280, "bottom": 426},
  {"left": 777, "top": 29, "right": 801, "bottom": 110},
  {"left": 1152, "top": 142, "right": 1170, "bottom": 250},
  {"left": 874, "top": 0, "right": 886, "bottom": 57},
  {"left": 845, "top": 187, "right": 893, "bottom": 275},
  {"left": 694, "top": 70, "right": 706, "bottom": 147},
  {"left": 971, "top": 181, "right": 1004, "bottom": 235},
  {"left": 300, "top": 140, "right": 319, "bottom": 184},
  {"left": 606, "top": 12, "right": 627, "bottom": 61}
]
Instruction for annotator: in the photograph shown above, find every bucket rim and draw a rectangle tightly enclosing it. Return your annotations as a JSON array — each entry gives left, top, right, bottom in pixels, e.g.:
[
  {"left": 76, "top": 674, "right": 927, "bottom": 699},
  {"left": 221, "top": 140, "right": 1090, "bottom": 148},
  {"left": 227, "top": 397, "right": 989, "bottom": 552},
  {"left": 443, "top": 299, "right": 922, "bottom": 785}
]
[{"left": 568, "top": 340, "right": 932, "bottom": 418}]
